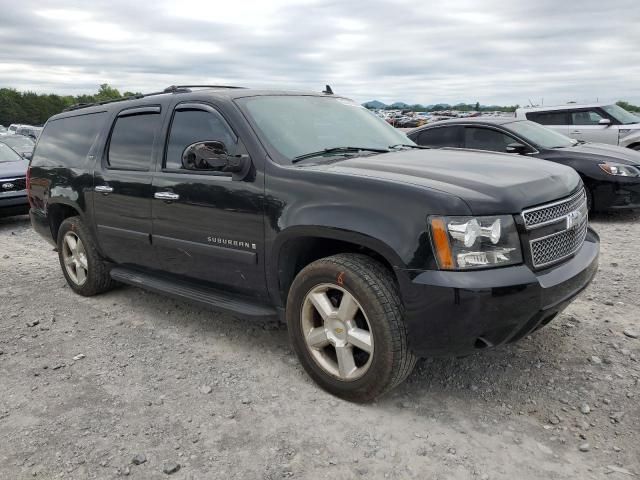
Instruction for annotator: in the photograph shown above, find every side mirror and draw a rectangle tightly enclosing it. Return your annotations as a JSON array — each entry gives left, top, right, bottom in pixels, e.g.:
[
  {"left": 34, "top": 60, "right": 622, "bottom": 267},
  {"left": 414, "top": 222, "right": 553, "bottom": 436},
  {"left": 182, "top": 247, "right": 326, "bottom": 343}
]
[
  {"left": 22, "top": 152, "right": 33, "bottom": 160},
  {"left": 505, "top": 142, "right": 528, "bottom": 154},
  {"left": 181, "top": 141, "right": 249, "bottom": 176},
  {"left": 598, "top": 118, "right": 611, "bottom": 126}
]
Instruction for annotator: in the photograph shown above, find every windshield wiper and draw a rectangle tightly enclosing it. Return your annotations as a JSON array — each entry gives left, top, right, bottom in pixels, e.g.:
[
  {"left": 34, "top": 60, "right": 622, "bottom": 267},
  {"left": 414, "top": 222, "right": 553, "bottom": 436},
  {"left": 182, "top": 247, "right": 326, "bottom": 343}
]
[
  {"left": 388, "top": 144, "right": 431, "bottom": 150},
  {"left": 292, "top": 146, "right": 390, "bottom": 163}
]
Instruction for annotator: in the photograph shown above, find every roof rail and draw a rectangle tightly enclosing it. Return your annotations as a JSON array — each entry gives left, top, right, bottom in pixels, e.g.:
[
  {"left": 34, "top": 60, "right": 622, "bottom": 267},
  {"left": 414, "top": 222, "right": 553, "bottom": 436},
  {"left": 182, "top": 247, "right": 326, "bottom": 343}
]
[{"left": 62, "top": 84, "right": 244, "bottom": 112}]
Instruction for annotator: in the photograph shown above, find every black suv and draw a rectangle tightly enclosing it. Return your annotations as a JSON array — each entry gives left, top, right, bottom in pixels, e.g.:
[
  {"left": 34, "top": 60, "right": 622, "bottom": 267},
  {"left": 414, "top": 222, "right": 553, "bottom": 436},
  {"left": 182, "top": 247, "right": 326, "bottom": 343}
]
[{"left": 28, "top": 86, "right": 600, "bottom": 401}]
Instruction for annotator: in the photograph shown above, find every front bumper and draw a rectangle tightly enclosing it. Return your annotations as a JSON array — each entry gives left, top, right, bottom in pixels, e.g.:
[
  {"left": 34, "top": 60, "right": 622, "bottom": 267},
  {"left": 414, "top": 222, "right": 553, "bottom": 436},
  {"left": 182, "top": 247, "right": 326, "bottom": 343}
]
[
  {"left": 398, "top": 228, "right": 599, "bottom": 357},
  {"left": 592, "top": 180, "right": 640, "bottom": 210},
  {"left": 0, "top": 193, "right": 29, "bottom": 217}
]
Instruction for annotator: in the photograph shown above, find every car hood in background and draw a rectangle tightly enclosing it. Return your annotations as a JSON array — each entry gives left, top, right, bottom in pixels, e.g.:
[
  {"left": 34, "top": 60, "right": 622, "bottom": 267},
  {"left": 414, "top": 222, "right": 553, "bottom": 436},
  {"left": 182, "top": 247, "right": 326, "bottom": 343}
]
[
  {"left": 310, "top": 148, "right": 580, "bottom": 215},
  {"left": 556, "top": 143, "right": 640, "bottom": 165},
  {"left": 0, "top": 159, "right": 29, "bottom": 178}
]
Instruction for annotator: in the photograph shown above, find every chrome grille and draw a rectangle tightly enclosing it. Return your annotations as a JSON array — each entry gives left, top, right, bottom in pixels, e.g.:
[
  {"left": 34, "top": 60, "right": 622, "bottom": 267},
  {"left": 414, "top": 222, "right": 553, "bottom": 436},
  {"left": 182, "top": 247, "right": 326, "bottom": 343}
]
[
  {"left": 0, "top": 177, "right": 26, "bottom": 192},
  {"left": 530, "top": 217, "right": 588, "bottom": 268},
  {"left": 522, "top": 188, "right": 589, "bottom": 269},
  {"left": 522, "top": 188, "right": 586, "bottom": 229}
]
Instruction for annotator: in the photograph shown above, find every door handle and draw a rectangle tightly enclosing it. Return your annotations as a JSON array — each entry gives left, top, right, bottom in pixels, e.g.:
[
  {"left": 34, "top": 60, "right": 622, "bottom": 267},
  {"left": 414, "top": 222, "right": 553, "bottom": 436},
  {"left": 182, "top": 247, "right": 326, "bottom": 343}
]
[
  {"left": 154, "top": 191, "right": 180, "bottom": 201},
  {"left": 571, "top": 130, "right": 582, "bottom": 134},
  {"left": 94, "top": 185, "right": 113, "bottom": 194}
]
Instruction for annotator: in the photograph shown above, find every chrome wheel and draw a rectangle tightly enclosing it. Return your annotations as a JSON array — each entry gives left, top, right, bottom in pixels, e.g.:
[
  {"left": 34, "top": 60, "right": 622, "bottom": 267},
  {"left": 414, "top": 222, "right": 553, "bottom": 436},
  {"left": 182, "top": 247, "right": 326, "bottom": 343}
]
[
  {"left": 61, "top": 231, "right": 88, "bottom": 286},
  {"left": 301, "top": 283, "right": 374, "bottom": 381}
]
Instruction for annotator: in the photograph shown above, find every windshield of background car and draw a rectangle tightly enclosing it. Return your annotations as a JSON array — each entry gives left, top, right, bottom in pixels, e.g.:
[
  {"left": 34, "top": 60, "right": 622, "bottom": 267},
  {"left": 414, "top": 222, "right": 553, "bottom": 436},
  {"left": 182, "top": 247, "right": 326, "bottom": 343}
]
[
  {"left": 1, "top": 135, "right": 34, "bottom": 150},
  {"left": 507, "top": 120, "right": 575, "bottom": 149},
  {"left": 0, "top": 142, "right": 22, "bottom": 163},
  {"left": 238, "top": 95, "right": 412, "bottom": 161},
  {"left": 601, "top": 104, "right": 639, "bottom": 125}
]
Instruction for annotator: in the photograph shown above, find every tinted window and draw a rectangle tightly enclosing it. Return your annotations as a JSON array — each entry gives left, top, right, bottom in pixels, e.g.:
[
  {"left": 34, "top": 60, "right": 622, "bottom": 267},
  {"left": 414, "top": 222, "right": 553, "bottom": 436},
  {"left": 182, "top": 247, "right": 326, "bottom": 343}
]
[
  {"left": 108, "top": 113, "right": 161, "bottom": 170},
  {"left": 464, "top": 127, "right": 515, "bottom": 152},
  {"left": 32, "top": 112, "right": 107, "bottom": 167},
  {"left": 571, "top": 110, "right": 604, "bottom": 125},
  {"left": 415, "top": 126, "right": 463, "bottom": 148},
  {"left": 165, "top": 109, "right": 236, "bottom": 170},
  {"left": 526, "top": 111, "right": 569, "bottom": 125}
]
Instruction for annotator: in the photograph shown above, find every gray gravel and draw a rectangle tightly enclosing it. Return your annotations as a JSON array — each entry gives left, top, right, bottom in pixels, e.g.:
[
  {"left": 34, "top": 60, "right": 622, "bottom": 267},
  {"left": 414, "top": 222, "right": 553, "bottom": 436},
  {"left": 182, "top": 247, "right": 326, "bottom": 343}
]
[{"left": 1, "top": 212, "right": 639, "bottom": 479}]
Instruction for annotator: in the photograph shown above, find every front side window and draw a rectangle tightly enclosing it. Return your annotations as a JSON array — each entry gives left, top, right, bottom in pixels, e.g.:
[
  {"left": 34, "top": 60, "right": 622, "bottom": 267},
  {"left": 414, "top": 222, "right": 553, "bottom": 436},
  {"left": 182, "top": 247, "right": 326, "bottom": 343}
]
[
  {"left": 108, "top": 113, "right": 161, "bottom": 170},
  {"left": 416, "top": 126, "right": 463, "bottom": 148},
  {"left": 571, "top": 110, "right": 604, "bottom": 125},
  {"left": 526, "top": 111, "right": 569, "bottom": 126},
  {"left": 165, "top": 108, "right": 236, "bottom": 170},
  {"left": 464, "top": 127, "right": 515, "bottom": 152},
  {"left": 238, "top": 96, "right": 410, "bottom": 162}
]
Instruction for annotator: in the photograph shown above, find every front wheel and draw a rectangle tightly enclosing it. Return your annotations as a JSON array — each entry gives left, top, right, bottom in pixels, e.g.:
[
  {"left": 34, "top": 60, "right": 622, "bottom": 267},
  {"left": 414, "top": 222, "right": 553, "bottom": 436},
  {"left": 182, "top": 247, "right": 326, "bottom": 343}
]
[{"left": 286, "top": 253, "right": 416, "bottom": 402}]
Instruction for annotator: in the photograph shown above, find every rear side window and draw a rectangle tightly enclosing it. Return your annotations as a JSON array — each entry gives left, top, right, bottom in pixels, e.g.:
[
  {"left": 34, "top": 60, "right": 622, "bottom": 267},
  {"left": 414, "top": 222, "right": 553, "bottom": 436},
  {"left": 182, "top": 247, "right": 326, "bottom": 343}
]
[
  {"left": 33, "top": 112, "right": 107, "bottom": 167},
  {"left": 464, "top": 127, "right": 516, "bottom": 152},
  {"left": 165, "top": 109, "right": 236, "bottom": 170},
  {"left": 108, "top": 113, "right": 161, "bottom": 170},
  {"left": 415, "top": 126, "right": 463, "bottom": 148},
  {"left": 526, "top": 111, "right": 569, "bottom": 125}
]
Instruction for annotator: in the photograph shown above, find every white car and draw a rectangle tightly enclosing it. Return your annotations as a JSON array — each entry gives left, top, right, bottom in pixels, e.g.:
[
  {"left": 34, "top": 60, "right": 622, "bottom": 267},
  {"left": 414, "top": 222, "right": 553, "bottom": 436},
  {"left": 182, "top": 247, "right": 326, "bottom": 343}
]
[{"left": 515, "top": 103, "right": 640, "bottom": 150}]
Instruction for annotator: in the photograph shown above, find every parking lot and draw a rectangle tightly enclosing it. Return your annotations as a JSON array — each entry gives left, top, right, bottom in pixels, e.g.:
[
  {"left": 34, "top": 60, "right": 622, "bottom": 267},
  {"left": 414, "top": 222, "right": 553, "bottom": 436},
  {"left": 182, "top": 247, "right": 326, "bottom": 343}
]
[{"left": 0, "top": 212, "right": 638, "bottom": 479}]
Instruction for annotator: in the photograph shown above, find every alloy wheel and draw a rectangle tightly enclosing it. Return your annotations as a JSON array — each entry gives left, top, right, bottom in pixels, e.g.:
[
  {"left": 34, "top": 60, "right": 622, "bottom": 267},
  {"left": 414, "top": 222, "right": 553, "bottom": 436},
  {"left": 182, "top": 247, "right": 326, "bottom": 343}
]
[{"left": 61, "top": 231, "right": 88, "bottom": 286}]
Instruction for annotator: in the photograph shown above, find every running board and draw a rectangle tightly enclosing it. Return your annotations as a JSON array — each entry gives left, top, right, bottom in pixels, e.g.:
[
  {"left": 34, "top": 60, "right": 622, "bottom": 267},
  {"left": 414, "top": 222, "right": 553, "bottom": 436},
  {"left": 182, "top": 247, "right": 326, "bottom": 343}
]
[{"left": 110, "top": 267, "right": 277, "bottom": 318}]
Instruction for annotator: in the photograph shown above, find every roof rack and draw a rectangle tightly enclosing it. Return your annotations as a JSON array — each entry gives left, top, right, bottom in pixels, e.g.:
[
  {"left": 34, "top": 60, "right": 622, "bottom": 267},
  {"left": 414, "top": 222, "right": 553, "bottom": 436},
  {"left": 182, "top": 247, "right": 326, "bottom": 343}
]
[{"left": 63, "top": 84, "right": 245, "bottom": 112}]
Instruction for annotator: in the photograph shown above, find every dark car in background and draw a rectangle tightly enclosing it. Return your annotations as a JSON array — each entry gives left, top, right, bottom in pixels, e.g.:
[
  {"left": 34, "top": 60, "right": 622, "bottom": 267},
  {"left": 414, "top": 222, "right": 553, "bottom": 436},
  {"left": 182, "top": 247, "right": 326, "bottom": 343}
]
[
  {"left": 0, "top": 135, "right": 35, "bottom": 159},
  {"left": 408, "top": 118, "right": 640, "bottom": 211},
  {"left": 0, "top": 142, "right": 29, "bottom": 217}
]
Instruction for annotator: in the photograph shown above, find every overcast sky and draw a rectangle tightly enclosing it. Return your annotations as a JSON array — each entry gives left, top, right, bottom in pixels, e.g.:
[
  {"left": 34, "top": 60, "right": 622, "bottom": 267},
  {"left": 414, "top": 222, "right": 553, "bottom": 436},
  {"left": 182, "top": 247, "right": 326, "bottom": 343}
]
[{"left": 1, "top": 0, "right": 639, "bottom": 105}]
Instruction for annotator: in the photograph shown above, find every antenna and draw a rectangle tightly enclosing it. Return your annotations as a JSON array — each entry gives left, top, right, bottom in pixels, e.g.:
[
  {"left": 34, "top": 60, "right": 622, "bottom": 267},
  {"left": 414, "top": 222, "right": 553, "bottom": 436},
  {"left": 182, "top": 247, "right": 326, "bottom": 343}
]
[{"left": 322, "top": 85, "right": 334, "bottom": 95}]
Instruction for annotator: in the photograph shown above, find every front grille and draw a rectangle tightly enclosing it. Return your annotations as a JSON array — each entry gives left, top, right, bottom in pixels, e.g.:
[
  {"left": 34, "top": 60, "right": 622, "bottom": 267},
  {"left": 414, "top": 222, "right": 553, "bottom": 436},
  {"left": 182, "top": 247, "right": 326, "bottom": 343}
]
[
  {"left": 0, "top": 177, "right": 26, "bottom": 192},
  {"left": 522, "top": 188, "right": 586, "bottom": 229},
  {"left": 522, "top": 188, "right": 589, "bottom": 269},
  {"left": 530, "top": 217, "right": 588, "bottom": 268}
]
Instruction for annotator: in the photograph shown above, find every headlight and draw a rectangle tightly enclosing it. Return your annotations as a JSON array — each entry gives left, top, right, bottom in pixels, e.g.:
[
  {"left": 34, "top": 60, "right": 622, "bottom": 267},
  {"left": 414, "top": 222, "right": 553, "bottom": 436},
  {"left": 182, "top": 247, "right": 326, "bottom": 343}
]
[
  {"left": 599, "top": 162, "right": 640, "bottom": 177},
  {"left": 618, "top": 129, "right": 633, "bottom": 139},
  {"left": 429, "top": 215, "right": 522, "bottom": 270}
]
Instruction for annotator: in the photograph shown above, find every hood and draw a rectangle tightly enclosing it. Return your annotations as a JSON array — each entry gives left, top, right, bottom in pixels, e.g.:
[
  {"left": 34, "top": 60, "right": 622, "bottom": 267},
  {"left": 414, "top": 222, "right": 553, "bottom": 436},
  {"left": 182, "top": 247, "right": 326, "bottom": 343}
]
[
  {"left": 309, "top": 149, "right": 580, "bottom": 215},
  {"left": 0, "top": 159, "right": 29, "bottom": 179},
  {"left": 556, "top": 142, "right": 640, "bottom": 165}
]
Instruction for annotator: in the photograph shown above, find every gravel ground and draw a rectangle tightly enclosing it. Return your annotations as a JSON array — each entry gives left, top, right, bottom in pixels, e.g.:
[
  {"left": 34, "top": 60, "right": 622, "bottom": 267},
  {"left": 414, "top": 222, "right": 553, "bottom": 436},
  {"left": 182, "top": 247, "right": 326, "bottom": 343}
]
[{"left": 0, "top": 213, "right": 639, "bottom": 479}]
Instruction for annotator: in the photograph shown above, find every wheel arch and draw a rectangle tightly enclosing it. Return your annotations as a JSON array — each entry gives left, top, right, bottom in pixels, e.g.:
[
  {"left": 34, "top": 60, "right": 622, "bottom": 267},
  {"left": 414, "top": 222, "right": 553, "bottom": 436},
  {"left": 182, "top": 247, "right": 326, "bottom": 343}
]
[{"left": 47, "top": 201, "right": 83, "bottom": 243}]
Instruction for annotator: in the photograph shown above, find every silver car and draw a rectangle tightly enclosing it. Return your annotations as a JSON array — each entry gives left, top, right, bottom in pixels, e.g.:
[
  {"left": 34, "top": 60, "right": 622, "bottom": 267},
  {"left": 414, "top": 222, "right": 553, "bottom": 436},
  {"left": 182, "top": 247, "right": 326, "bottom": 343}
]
[{"left": 516, "top": 103, "right": 640, "bottom": 150}]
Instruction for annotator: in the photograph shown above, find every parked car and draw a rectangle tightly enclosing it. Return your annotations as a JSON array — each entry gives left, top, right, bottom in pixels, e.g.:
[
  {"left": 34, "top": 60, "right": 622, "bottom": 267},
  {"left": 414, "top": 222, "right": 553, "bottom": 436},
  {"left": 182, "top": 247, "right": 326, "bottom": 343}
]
[
  {"left": 0, "top": 142, "right": 29, "bottom": 217},
  {"left": 408, "top": 118, "right": 640, "bottom": 211},
  {"left": 28, "top": 86, "right": 599, "bottom": 401},
  {"left": 516, "top": 103, "right": 640, "bottom": 150},
  {"left": 0, "top": 135, "right": 35, "bottom": 158},
  {"left": 16, "top": 126, "right": 43, "bottom": 141},
  {"left": 7, "top": 124, "right": 27, "bottom": 135}
]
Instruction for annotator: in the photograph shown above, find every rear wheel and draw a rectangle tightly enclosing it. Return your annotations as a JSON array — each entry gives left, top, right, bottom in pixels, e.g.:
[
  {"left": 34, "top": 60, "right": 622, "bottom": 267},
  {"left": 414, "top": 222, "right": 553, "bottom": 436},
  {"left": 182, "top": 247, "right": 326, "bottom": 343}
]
[
  {"left": 57, "top": 217, "right": 116, "bottom": 296},
  {"left": 286, "top": 253, "right": 416, "bottom": 402}
]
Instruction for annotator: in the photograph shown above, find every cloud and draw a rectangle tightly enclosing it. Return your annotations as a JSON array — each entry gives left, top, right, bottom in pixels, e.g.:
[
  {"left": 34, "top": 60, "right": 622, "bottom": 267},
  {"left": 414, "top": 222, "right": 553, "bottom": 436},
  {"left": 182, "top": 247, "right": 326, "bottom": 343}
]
[{"left": 0, "top": 0, "right": 639, "bottom": 105}]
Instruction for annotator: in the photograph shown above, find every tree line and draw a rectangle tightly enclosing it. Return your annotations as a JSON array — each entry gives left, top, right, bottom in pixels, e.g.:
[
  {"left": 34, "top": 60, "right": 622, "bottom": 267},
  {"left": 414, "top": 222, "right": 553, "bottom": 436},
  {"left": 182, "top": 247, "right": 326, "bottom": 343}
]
[
  {"left": 0, "top": 84, "right": 140, "bottom": 127},
  {"left": 1, "top": 84, "right": 639, "bottom": 126}
]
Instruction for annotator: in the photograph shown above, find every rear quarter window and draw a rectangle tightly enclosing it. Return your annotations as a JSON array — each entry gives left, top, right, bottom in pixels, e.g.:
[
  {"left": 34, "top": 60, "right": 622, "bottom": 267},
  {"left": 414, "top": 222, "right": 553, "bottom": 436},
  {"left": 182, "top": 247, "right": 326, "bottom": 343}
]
[{"left": 32, "top": 112, "right": 108, "bottom": 167}]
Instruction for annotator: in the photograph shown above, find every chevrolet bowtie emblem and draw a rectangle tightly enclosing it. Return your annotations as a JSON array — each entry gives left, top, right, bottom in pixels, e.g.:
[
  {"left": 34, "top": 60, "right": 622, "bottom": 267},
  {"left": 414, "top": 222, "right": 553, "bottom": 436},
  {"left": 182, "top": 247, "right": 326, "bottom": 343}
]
[
  {"left": 566, "top": 209, "right": 582, "bottom": 229},
  {"left": 334, "top": 328, "right": 344, "bottom": 334}
]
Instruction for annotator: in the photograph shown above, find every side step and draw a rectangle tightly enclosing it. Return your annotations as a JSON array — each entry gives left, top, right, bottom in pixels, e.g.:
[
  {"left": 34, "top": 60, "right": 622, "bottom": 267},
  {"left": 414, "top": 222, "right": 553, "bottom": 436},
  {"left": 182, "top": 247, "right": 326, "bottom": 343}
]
[{"left": 110, "top": 267, "right": 277, "bottom": 318}]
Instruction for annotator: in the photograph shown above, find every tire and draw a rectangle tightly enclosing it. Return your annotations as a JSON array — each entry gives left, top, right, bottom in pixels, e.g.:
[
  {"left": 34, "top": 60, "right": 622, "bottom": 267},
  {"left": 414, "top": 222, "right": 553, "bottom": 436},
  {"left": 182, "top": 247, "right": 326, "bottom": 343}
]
[
  {"left": 57, "top": 216, "right": 116, "bottom": 296},
  {"left": 286, "top": 253, "right": 416, "bottom": 402}
]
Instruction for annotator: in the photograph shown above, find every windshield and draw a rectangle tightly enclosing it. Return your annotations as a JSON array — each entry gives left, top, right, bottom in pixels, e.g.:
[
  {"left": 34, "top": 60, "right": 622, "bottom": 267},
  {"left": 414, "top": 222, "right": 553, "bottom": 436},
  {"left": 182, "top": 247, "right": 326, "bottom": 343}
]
[
  {"left": 238, "top": 95, "right": 411, "bottom": 162},
  {"left": 0, "top": 142, "right": 22, "bottom": 163},
  {"left": 601, "top": 104, "right": 639, "bottom": 125},
  {"left": 0, "top": 135, "right": 34, "bottom": 149},
  {"left": 507, "top": 120, "right": 575, "bottom": 149}
]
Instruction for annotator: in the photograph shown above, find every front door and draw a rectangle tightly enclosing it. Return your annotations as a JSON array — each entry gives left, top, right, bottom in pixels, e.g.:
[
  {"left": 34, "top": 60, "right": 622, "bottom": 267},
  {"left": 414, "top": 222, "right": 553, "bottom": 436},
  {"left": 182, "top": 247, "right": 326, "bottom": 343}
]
[
  {"left": 151, "top": 102, "right": 266, "bottom": 298},
  {"left": 93, "top": 106, "right": 163, "bottom": 267},
  {"left": 569, "top": 109, "right": 619, "bottom": 145}
]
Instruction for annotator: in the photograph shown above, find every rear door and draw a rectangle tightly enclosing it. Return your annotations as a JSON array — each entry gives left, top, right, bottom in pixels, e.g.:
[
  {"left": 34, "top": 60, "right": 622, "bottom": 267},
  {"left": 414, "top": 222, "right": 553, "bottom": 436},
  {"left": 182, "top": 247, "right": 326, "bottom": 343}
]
[
  {"left": 525, "top": 111, "right": 570, "bottom": 137},
  {"left": 93, "top": 106, "right": 163, "bottom": 267},
  {"left": 568, "top": 108, "right": 619, "bottom": 145},
  {"left": 150, "top": 101, "right": 267, "bottom": 298}
]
